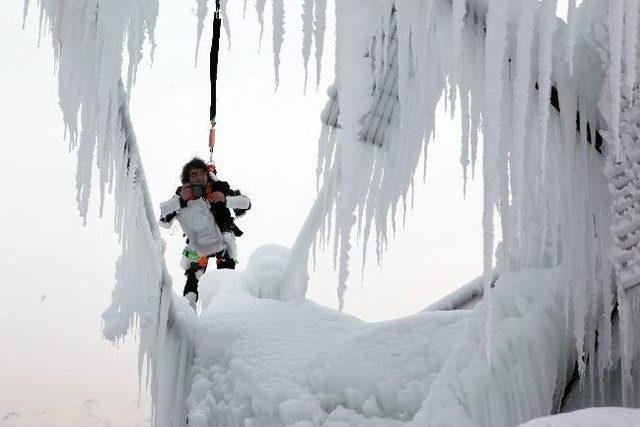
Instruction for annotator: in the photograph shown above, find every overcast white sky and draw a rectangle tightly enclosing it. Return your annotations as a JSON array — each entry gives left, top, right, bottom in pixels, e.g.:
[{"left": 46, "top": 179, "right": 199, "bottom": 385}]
[{"left": 1, "top": 0, "right": 583, "bottom": 424}]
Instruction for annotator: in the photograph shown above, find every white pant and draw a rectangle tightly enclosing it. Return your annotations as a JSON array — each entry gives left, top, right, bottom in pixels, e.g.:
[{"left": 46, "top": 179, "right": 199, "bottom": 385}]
[{"left": 179, "top": 231, "right": 238, "bottom": 271}]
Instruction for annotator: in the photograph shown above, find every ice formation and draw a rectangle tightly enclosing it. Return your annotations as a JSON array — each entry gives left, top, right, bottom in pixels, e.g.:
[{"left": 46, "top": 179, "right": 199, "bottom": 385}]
[
  {"left": 280, "top": 0, "right": 640, "bottom": 418},
  {"left": 24, "top": 1, "right": 195, "bottom": 422},
  {"left": 24, "top": 0, "right": 640, "bottom": 425},
  {"left": 187, "top": 254, "right": 571, "bottom": 427}
]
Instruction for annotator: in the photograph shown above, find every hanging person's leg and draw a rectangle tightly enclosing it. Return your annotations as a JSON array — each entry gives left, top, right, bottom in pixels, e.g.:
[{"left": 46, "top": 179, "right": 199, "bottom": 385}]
[
  {"left": 183, "top": 260, "right": 208, "bottom": 309},
  {"left": 181, "top": 247, "right": 209, "bottom": 309},
  {"left": 221, "top": 231, "right": 238, "bottom": 264},
  {"left": 183, "top": 267, "right": 199, "bottom": 309},
  {"left": 215, "top": 248, "right": 236, "bottom": 269},
  {"left": 183, "top": 265, "right": 203, "bottom": 297},
  {"left": 181, "top": 247, "right": 234, "bottom": 310}
]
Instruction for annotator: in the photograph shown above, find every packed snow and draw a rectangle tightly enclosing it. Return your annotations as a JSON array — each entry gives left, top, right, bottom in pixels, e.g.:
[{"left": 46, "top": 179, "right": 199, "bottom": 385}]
[
  {"left": 0, "top": 399, "right": 152, "bottom": 427},
  {"left": 519, "top": 407, "right": 640, "bottom": 427},
  {"left": 186, "top": 246, "right": 571, "bottom": 427}
]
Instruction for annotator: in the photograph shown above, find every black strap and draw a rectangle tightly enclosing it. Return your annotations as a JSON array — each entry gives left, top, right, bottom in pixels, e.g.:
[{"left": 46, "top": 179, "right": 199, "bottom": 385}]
[{"left": 210, "top": 0, "right": 222, "bottom": 124}]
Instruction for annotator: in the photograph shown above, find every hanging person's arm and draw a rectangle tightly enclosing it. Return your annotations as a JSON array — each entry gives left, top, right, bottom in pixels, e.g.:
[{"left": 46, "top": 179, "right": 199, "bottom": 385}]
[
  {"left": 226, "top": 190, "right": 251, "bottom": 216},
  {"left": 208, "top": 180, "right": 251, "bottom": 215},
  {"left": 159, "top": 186, "right": 192, "bottom": 228}
]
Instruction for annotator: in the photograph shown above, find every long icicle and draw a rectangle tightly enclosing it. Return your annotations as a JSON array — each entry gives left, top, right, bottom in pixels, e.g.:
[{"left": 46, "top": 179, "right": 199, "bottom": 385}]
[{"left": 482, "top": 0, "right": 510, "bottom": 363}]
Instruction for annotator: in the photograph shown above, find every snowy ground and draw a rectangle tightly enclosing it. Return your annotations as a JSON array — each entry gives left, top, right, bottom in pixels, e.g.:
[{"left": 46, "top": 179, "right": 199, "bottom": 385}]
[
  {"left": 520, "top": 407, "right": 640, "bottom": 426},
  {"left": 0, "top": 398, "right": 151, "bottom": 427},
  {"left": 181, "top": 245, "right": 572, "bottom": 427}
]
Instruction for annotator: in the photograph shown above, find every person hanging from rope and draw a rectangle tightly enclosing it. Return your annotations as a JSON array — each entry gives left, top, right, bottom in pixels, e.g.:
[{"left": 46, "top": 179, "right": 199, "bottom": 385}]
[
  {"left": 159, "top": 157, "right": 251, "bottom": 309},
  {"left": 157, "top": 0, "right": 244, "bottom": 310}
]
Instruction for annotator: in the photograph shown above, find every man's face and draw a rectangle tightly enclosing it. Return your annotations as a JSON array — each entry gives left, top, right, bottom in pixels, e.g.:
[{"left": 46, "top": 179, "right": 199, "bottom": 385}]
[{"left": 188, "top": 168, "right": 208, "bottom": 185}]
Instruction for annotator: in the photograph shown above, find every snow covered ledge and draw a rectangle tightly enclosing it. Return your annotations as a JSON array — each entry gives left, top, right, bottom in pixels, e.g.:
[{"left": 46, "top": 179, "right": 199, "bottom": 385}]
[
  {"left": 520, "top": 407, "right": 640, "bottom": 427},
  {"left": 187, "top": 253, "right": 571, "bottom": 427}
]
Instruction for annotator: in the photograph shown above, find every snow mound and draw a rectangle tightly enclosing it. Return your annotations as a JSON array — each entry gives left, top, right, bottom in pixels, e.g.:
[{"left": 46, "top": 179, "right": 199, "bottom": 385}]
[
  {"left": 244, "top": 244, "right": 291, "bottom": 300},
  {"left": 199, "top": 244, "right": 290, "bottom": 310},
  {"left": 188, "top": 252, "right": 571, "bottom": 427},
  {"left": 519, "top": 407, "right": 640, "bottom": 427}
]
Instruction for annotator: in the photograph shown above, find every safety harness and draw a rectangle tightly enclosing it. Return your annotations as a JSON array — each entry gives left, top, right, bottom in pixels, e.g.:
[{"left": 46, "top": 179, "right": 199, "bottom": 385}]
[{"left": 182, "top": 248, "right": 236, "bottom": 269}]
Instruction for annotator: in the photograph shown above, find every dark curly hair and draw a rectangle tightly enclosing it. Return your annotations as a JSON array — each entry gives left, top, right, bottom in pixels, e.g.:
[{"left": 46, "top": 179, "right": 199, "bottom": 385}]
[{"left": 181, "top": 157, "right": 211, "bottom": 184}]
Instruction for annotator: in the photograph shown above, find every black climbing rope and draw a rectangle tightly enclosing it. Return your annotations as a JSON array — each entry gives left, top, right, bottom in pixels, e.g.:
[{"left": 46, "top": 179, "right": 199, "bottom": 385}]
[{"left": 209, "top": 0, "right": 222, "bottom": 162}]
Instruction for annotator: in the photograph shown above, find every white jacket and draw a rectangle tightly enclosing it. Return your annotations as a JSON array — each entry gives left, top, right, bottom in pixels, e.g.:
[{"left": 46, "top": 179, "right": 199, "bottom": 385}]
[{"left": 159, "top": 193, "right": 250, "bottom": 257}]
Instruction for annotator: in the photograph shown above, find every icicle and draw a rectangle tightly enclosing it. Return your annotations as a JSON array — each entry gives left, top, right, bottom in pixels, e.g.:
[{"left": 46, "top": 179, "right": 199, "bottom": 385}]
[
  {"left": 452, "top": 0, "right": 466, "bottom": 84},
  {"left": 221, "top": 0, "right": 231, "bottom": 49},
  {"left": 512, "top": 0, "right": 539, "bottom": 266},
  {"left": 609, "top": 0, "right": 624, "bottom": 158},
  {"left": 407, "top": 28, "right": 415, "bottom": 80},
  {"left": 598, "top": 241, "right": 614, "bottom": 391},
  {"left": 145, "top": 1, "right": 159, "bottom": 62},
  {"left": 256, "top": 0, "right": 266, "bottom": 51},
  {"left": 447, "top": 0, "right": 465, "bottom": 120},
  {"left": 337, "top": 224, "right": 353, "bottom": 311},
  {"left": 401, "top": 191, "right": 408, "bottom": 229},
  {"left": 482, "top": 0, "right": 510, "bottom": 362},
  {"left": 444, "top": 83, "right": 449, "bottom": 116},
  {"left": 36, "top": 3, "right": 44, "bottom": 47},
  {"left": 460, "top": 88, "right": 470, "bottom": 198},
  {"left": 498, "top": 67, "right": 513, "bottom": 270},
  {"left": 362, "top": 155, "right": 383, "bottom": 274},
  {"left": 448, "top": 78, "right": 457, "bottom": 119},
  {"left": 272, "top": 0, "right": 285, "bottom": 89},
  {"left": 332, "top": 206, "right": 340, "bottom": 271},
  {"left": 470, "top": 33, "right": 484, "bottom": 180},
  {"left": 126, "top": 1, "right": 145, "bottom": 94},
  {"left": 356, "top": 193, "right": 366, "bottom": 242},
  {"left": 565, "top": 0, "right": 577, "bottom": 75},
  {"left": 22, "top": 0, "right": 30, "bottom": 29},
  {"left": 572, "top": 124, "right": 588, "bottom": 376},
  {"left": 324, "top": 124, "right": 338, "bottom": 184},
  {"left": 194, "top": 0, "right": 208, "bottom": 66},
  {"left": 617, "top": 287, "right": 636, "bottom": 405},
  {"left": 311, "top": 234, "right": 317, "bottom": 271},
  {"left": 281, "top": 163, "right": 339, "bottom": 301},
  {"left": 624, "top": 0, "right": 638, "bottom": 100},
  {"left": 314, "top": 0, "right": 327, "bottom": 88},
  {"left": 302, "top": 0, "right": 314, "bottom": 92},
  {"left": 537, "top": 0, "right": 557, "bottom": 177},
  {"left": 316, "top": 125, "right": 330, "bottom": 191},
  {"left": 423, "top": 132, "right": 429, "bottom": 182}
]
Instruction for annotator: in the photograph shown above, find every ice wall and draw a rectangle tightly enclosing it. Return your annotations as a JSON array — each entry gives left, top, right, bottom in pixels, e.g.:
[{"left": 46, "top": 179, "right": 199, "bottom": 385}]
[
  {"left": 604, "top": 86, "right": 640, "bottom": 406},
  {"left": 24, "top": 2, "right": 195, "bottom": 425},
  {"left": 280, "top": 0, "right": 639, "bottom": 412}
]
